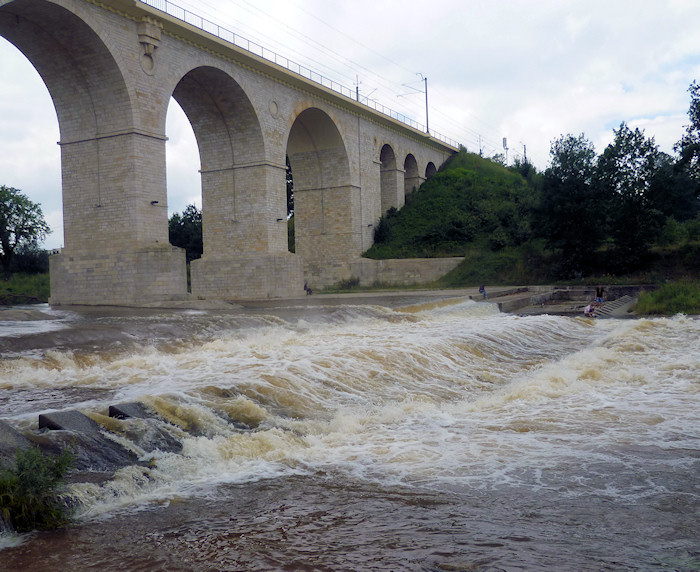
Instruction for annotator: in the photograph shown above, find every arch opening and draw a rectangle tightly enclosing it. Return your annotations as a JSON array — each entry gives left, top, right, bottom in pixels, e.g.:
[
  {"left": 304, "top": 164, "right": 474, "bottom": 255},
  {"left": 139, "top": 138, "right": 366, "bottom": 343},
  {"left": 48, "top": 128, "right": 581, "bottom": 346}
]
[
  {"left": 172, "top": 66, "right": 300, "bottom": 299},
  {"left": 379, "top": 144, "right": 403, "bottom": 214},
  {"left": 287, "top": 107, "right": 357, "bottom": 286},
  {"left": 0, "top": 1, "right": 191, "bottom": 306},
  {"left": 404, "top": 153, "right": 420, "bottom": 199},
  {"left": 171, "top": 66, "right": 267, "bottom": 260},
  {"left": 0, "top": 0, "right": 135, "bottom": 253},
  {"left": 0, "top": 37, "right": 61, "bottom": 250}
]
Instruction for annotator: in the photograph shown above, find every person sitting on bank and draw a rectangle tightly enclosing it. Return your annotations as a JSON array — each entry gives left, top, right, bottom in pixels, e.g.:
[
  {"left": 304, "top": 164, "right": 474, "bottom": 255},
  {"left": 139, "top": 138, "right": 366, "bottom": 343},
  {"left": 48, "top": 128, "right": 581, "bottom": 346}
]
[
  {"left": 478, "top": 285, "right": 487, "bottom": 299},
  {"left": 584, "top": 303, "right": 596, "bottom": 318},
  {"left": 304, "top": 281, "right": 312, "bottom": 295}
]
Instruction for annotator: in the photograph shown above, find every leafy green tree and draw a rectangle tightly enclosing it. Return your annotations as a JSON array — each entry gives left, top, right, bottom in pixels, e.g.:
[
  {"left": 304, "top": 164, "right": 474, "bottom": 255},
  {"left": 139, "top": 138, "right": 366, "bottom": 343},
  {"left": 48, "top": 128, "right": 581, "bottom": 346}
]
[
  {"left": 168, "top": 204, "right": 202, "bottom": 263},
  {"left": 675, "top": 81, "right": 700, "bottom": 183},
  {"left": 646, "top": 152, "right": 699, "bottom": 221},
  {"left": 286, "top": 156, "right": 295, "bottom": 252},
  {"left": 595, "top": 123, "right": 665, "bottom": 271},
  {"left": 286, "top": 155, "right": 294, "bottom": 218},
  {"left": 536, "top": 134, "right": 601, "bottom": 277},
  {"left": 672, "top": 81, "right": 700, "bottom": 218},
  {"left": 0, "top": 186, "right": 51, "bottom": 279}
]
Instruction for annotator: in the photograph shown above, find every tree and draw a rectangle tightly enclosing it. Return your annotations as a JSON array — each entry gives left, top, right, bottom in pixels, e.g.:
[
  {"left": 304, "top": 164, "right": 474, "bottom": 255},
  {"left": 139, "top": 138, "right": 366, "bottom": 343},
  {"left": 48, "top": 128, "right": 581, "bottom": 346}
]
[
  {"left": 646, "top": 152, "right": 699, "bottom": 222},
  {"left": 536, "top": 133, "right": 602, "bottom": 277},
  {"left": 595, "top": 123, "right": 664, "bottom": 271},
  {"left": 675, "top": 81, "right": 700, "bottom": 182},
  {"left": 0, "top": 186, "right": 51, "bottom": 278},
  {"left": 168, "top": 204, "right": 202, "bottom": 263},
  {"left": 673, "top": 81, "right": 700, "bottom": 217}
]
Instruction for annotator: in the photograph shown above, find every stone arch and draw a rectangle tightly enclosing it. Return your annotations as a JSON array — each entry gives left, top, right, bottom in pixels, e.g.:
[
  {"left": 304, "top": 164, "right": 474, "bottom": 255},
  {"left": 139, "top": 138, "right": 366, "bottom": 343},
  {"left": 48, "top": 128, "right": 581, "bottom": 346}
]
[
  {"left": 380, "top": 144, "right": 403, "bottom": 213},
  {"left": 172, "top": 66, "right": 299, "bottom": 299},
  {"left": 0, "top": 0, "right": 134, "bottom": 252},
  {"left": 287, "top": 107, "right": 357, "bottom": 286},
  {"left": 425, "top": 161, "right": 437, "bottom": 179},
  {"left": 171, "top": 66, "right": 266, "bottom": 258},
  {"left": 404, "top": 153, "right": 420, "bottom": 197}
]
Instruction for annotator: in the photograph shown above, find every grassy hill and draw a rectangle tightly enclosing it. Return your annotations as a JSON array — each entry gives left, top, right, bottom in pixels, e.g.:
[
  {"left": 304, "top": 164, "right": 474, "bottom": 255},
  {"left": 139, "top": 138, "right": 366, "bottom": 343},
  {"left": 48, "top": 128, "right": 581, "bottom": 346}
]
[{"left": 365, "top": 152, "right": 536, "bottom": 261}]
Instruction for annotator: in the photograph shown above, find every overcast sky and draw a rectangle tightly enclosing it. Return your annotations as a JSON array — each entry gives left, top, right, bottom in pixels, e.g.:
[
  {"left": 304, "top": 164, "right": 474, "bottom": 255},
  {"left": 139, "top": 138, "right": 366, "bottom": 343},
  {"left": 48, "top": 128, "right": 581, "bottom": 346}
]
[{"left": 1, "top": 0, "right": 699, "bottom": 249}]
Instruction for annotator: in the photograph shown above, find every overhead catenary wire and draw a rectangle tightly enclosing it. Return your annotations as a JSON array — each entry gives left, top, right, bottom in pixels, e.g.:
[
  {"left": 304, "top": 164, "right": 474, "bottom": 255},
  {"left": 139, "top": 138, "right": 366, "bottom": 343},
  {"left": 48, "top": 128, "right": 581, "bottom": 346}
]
[{"left": 167, "top": 0, "right": 510, "bottom": 159}]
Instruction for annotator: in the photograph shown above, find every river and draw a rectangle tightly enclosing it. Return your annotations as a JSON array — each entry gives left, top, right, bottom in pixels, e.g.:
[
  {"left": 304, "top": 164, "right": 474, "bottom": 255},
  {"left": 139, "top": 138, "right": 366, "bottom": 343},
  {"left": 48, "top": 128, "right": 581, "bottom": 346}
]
[{"left": 0, "top": 297, "right": 697, "bottom": 571}]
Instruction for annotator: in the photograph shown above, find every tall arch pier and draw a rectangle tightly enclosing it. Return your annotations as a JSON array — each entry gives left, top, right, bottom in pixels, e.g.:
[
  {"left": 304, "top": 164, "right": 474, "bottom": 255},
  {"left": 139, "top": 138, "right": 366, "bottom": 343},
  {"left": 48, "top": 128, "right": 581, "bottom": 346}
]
[{"left": 0, "top": 0, "right": 456, "bottom": 305}]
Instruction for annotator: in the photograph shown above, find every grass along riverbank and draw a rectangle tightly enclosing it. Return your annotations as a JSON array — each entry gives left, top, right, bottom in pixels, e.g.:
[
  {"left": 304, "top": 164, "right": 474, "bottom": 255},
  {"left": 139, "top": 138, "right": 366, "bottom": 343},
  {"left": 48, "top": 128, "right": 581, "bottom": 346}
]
[
  {"left": 0, "top": 273, "right": 49, "bottom": 305},
  {"left": 634, "top": 280, "right": 700, "bottom": 315}
]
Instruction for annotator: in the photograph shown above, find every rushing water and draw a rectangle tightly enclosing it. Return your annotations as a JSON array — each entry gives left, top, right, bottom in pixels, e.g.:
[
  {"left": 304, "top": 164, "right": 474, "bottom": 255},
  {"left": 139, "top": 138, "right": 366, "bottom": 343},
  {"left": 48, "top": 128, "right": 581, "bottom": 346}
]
[{"left": 0, "top": 298, "right": 698, "bottom": 571}]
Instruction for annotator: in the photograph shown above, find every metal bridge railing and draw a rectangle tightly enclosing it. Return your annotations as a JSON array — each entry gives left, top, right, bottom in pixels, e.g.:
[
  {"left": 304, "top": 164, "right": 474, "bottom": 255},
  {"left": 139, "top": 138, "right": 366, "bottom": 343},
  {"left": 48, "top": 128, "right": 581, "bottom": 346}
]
[{"left": 141, "top": 0, "right": 460, "bottom": 149}]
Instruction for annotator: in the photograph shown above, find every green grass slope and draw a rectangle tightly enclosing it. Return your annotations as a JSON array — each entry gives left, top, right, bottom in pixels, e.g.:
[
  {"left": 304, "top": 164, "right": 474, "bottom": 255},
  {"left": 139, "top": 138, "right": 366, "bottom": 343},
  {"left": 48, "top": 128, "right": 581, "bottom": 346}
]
[{"left": 365, "top": 151, "right": 537, "bottom": 261}]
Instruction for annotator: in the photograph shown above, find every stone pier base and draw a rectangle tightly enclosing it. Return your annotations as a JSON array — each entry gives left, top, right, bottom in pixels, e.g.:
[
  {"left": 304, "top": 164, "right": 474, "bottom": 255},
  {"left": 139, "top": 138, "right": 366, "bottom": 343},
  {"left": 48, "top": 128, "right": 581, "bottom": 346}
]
[
  {"left": 190, "top": 252, "right": 304, "bottom": 300},
  {"left": 49, "top": 245, "right": 187, "bottom": 306}
]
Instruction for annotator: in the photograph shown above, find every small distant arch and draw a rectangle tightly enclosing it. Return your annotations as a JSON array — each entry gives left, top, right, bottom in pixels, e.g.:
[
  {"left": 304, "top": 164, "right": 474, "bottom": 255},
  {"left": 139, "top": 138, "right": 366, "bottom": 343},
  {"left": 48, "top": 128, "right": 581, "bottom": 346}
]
[
  {"left": 380, "top": 144, "right": 399, "bottom": 213},
  {"left": 425, "top": 162, "right": 437, "bottom": 179},
  {"left": 404, "top": 153, "right": 419, "bottom": 197}
]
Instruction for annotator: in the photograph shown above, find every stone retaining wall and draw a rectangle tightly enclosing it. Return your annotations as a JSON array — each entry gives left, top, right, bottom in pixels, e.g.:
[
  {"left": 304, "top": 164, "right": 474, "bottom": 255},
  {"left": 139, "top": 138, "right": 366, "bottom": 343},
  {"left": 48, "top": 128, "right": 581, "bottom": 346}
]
[{"left": 349, "top": 257, "right": 464, "bottom": 287}]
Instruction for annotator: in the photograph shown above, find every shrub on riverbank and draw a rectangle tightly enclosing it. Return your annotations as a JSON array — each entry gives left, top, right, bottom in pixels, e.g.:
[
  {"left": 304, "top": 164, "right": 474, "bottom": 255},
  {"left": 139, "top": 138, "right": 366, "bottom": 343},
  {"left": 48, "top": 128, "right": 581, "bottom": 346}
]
[
  {"left": 0, "top": 447, "right": 75, "bottom": 533},
  {"left": 634, "top": 280, "right": 700, "bottom": 315},
  {"left": 0, "top": 272, "right": 49, "bottom": 305}
]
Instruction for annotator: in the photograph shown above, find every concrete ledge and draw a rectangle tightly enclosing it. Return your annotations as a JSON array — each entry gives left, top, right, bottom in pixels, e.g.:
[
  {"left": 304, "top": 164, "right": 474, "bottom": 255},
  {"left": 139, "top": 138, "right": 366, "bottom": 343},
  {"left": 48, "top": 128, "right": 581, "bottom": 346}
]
[
  {"left": 109, "top": 402, "right": 153, "bottom": 420},
  {"left": 39, "top": 410, "right": 103, "bottom": 436}
]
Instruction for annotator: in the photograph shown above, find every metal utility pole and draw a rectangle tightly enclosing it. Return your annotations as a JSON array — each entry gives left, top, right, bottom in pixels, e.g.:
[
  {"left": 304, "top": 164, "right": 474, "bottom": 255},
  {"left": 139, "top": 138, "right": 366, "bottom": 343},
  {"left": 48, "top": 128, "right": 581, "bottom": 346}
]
[
  {"left": 398, "top": 73, "right": 429, "bottom": 133},
  {"left": 422, "top": 74, "right": 429, "bottom": 134}
]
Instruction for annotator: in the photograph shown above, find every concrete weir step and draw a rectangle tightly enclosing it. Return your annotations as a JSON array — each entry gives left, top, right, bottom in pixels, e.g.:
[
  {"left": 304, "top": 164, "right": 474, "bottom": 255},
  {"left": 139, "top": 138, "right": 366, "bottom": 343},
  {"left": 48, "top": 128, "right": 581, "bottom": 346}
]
[
  {"left": 37, "top": 409, "right": 139, "bottom": 471},
  {"left": 595, "top": 295, "right": 637, "bottom": 318},
  {"left": 109, "top": 402, "right": 153, "bottom": 420},
  {"left": 39, "top": 410, "right": 104, "bottom": 436}
]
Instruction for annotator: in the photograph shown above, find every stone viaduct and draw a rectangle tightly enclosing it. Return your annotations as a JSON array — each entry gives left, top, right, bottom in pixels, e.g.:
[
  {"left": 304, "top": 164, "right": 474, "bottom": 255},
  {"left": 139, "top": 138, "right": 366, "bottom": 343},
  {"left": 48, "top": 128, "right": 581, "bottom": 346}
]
[{"left": 0, "top": 0, "right": 457, "bottom": 305}]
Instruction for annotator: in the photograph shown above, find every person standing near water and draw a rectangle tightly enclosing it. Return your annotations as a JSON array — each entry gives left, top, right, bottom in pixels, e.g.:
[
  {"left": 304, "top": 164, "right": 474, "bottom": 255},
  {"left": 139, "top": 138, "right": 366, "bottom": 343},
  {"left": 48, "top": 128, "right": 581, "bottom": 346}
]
[{"left": 595, "top": 284, "right": 606, "bottom": 304}]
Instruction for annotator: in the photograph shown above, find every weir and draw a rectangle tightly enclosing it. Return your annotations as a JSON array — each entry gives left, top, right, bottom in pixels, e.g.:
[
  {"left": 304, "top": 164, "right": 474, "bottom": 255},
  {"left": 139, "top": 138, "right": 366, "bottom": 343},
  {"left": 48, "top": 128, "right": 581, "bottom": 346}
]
[
  {"left": 0, "top": 0, "right": 457, "bottom": 306},
  {"left": 1, "top": 402, "right": 191, "bottom": 475}
]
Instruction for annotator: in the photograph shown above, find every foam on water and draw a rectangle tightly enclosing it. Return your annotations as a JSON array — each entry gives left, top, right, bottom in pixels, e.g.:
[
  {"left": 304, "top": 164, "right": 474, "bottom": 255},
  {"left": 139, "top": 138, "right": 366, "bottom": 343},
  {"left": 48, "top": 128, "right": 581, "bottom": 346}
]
[{"left": 0, "top": 302, "right": 698, "bottom": 523}]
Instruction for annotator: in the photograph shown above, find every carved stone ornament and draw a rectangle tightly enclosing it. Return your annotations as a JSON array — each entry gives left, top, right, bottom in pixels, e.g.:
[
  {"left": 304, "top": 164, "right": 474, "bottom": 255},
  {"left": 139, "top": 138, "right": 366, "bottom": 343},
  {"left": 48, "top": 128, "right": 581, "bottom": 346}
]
[{"left": 138, "top": 17, "right": 163, "bottom": 75}]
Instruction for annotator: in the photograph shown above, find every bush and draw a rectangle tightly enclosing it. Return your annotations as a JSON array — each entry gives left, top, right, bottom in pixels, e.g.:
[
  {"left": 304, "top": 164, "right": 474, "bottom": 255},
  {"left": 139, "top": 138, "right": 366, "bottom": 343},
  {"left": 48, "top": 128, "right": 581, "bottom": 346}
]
[
  {"left": 10, "top": 248, "right": 49, "bottom": 274},
  {"left": 634, "top": 280, "right": 700, "bottom": 315},
  {"left": 0, "top": 447, "right": 75, "bottom": 532},
  {"left": 658, "top": 217, "right": 688, "bottom": 246},
  {"left": 0, "top": 272, "right": 50, "bottom": 304}
]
